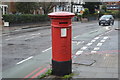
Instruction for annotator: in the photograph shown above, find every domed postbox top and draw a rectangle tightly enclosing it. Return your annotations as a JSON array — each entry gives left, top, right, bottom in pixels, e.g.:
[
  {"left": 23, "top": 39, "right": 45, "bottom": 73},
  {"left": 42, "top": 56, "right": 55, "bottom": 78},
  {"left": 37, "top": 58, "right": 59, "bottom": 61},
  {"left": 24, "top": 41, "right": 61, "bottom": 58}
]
[{"left": 48, "top": 12, "right": 75, "bottom": 18}]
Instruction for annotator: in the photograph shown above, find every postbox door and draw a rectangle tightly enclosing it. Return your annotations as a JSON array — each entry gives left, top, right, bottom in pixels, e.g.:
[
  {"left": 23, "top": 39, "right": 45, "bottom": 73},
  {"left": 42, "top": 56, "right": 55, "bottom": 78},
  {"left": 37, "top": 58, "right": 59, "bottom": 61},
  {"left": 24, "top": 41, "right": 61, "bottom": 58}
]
[{"left": 52, "top": 27, "right": 72, "bottom": 61}]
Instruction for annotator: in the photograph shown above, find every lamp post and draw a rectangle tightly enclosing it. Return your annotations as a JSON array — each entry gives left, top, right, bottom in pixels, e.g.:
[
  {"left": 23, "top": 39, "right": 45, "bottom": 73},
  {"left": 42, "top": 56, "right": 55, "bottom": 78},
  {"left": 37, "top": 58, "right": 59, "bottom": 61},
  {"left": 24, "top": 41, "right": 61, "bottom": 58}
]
[{"left": 98, "top": 10, "right": 100, "bottom": 20}]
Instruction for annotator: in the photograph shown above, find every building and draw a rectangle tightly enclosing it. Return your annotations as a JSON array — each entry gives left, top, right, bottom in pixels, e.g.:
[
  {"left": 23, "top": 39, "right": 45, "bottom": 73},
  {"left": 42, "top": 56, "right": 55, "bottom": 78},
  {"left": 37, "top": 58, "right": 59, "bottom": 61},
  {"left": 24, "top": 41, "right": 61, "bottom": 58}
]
[
  {"left": 1, "top": 2, "right": 16, "bottom": 14},
  {"left": 53, "top": 2, "right": 84, "bottom": 13},
  {"left": 104, "top": 1, "right": 120, "bottom": 10}
]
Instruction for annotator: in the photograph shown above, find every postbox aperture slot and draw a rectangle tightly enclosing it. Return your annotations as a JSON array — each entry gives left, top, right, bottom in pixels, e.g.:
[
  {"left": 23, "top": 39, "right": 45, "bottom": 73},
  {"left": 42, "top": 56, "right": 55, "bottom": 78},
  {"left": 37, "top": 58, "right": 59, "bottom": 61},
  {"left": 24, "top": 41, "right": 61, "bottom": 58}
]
[
  {"left": 59, "top": 22, "right": 68, "bottom": 24},
  {"left": 61, "top": 28, "right": 67, "bottom": 37}
]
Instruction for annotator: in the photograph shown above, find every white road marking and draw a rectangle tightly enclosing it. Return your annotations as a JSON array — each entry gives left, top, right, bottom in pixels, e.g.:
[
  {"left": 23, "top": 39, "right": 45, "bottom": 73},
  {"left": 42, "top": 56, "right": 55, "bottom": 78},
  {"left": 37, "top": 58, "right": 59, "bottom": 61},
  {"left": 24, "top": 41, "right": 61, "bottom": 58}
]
[
  {"left": 76, "top": 51, "right": 83, "bottom": 55},
  {"left": 100, "top": 40, "right": 106, "bottom": 42},
  {"left": 16, "top": 56, "right": 33, "bottom": 65},
  {"left": 99, "top": 34, "right": 102, "bottom": 37},
  {"left": 99, "top": 33, "right": 104, "bottom": 37},
  {"left": 91, "top": 51, "right": 97, "bottom": 53},
  {"left": 5, "top": 38, "right": 13, "bottom": 40},
  {"left": 72, "top": 55, "right": 77, "bottom": 58},
  {"left": 90, "top": 30, "right": 98, "bottom": 33},
  {"left": 0, "top": 44, "right": 2, "bottom": 47},
  {"left": 5, "top": 35, "right": 26, "bottom": 40},
  {"left": 93, "top": 47, "right": 100, "bottom": 50},
  {"left": 31, "top": 33, "right": 41, "bottom": 36},
  {"left": 89, "top": 24, "right": 94, "bottom": 26},
  {"left": 42, "top": 47, "right": 52, "bottom": 53},
  {"left": 97, "top": 43, "right": 103, "bottom": 46},
  {"left": 77, "top": 42, "right": 81, "bottom": 45},
  {"left": 87, "top": 43, "right": 92, "bottom": 46},
  {"left": 31, "top": 34, "right": 36, "bottom": 36},
  {"left": 94, "top": 37, "right": 99, "bottom": 40},
  {"left": 74, "top": 35, "right": 79, "bottom": 38},
  {"left": 25, "top": 36, "right": 36, "bottom": 40},
  {"left": 72, "top": 41, "right": 77, "bottom": 44},
  {"left": 77, "top": 41, "right": 84, "bottom": 45},
  {"left": 16, "top": 35, "right": 26, "bottom": 38},
  {"left": 103, "top": 36, "right": 108, "bottom": 39},
  {"left": 15, "top": 30, "right": 20, "bottom": 31},
  {"left": 81, "top": 46, "right": 87, "bottom": 50},
  {"left": 91, "top": 40, "right": 96, "bottom": 43}
]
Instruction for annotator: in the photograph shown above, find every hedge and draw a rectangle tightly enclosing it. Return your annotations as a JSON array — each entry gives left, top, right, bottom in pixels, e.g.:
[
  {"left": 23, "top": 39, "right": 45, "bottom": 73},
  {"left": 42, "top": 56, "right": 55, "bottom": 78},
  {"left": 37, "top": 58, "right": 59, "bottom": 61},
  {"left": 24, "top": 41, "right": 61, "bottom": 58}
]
[{"left": 2, "top": 14, "right": 50, "bottom": 24}]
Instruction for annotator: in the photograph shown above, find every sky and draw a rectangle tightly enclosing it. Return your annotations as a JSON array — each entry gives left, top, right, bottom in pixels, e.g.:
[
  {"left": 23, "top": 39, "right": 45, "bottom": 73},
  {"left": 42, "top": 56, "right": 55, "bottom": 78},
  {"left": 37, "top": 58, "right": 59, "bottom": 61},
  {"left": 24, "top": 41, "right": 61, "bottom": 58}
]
[{"left": 103, "top": 0, "right": 120, "bottom": 2}]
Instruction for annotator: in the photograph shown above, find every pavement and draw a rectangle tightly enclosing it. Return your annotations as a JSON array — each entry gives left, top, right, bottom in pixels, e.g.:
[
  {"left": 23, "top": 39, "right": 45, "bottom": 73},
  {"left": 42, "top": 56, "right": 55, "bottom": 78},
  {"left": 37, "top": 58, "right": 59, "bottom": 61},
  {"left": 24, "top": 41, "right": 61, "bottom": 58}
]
[
  {"left": 1, "top": 21, "right": 51, "bottom": 35},
  {"left": 46, "top": 53, "right": 118, "bottom": 79},
  {"left": 1, "top": 20, "right": 119, "bottom": 79},
  {"left": 72, "top": 53, "right": 118, "bottom": 78}
]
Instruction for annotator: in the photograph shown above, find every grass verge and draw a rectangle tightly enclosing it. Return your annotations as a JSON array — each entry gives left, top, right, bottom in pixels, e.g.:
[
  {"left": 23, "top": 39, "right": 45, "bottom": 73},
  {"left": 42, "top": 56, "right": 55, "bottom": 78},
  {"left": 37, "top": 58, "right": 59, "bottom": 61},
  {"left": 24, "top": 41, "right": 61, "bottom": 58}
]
[{"left": 38, "top": 69, "right": 52, "bottom": 79}]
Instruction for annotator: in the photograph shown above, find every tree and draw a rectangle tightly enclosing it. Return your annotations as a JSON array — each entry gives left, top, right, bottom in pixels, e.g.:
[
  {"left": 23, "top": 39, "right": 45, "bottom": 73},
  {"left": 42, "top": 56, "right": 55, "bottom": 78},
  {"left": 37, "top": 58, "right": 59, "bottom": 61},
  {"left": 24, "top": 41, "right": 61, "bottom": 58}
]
[
  {"left": 101, "top": 5, "right": 107, "bottom": 12},
  {"left": 16, "top": 2, "right": 39, "bottom": 14},
  {"left": 38, "top": 2, "right": 67, "bottom": 15},
  {"left": 83, "top": 2, "right": 101, "bottom": 14},
  {"left": 83, "top": 8, "right": 89, "bottom": 17}
]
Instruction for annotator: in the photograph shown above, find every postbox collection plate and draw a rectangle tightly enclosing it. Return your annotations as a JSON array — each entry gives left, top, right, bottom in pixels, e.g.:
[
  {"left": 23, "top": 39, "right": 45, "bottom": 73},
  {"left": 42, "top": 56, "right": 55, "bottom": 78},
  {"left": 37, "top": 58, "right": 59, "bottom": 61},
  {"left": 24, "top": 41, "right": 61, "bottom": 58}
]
[{"left": 61, "top": 28, "right": 67, "bottom": 37}]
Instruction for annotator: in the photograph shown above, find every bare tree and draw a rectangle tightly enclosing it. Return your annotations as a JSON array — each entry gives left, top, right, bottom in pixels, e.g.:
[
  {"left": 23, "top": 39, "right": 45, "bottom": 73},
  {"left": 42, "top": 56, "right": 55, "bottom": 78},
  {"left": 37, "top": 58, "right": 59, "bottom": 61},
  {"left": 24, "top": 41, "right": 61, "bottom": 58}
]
[{"left": 38, "top": 2, "right": 67, "bottom": 14}]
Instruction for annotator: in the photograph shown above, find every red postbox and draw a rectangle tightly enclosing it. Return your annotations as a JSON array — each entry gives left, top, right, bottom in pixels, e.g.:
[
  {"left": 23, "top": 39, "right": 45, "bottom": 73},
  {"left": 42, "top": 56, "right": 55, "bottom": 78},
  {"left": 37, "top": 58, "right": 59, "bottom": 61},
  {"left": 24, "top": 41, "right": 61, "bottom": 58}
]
[{"left": 48, "top": 12, "right": 75, "bottom": 76}]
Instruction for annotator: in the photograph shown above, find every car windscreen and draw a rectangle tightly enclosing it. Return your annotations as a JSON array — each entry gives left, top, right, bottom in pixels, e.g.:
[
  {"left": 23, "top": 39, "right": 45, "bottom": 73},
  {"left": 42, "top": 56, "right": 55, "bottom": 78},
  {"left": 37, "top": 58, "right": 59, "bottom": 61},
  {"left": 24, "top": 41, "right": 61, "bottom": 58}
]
[{"left": 100, "top": 16, "right": 110, "bottom": 20}]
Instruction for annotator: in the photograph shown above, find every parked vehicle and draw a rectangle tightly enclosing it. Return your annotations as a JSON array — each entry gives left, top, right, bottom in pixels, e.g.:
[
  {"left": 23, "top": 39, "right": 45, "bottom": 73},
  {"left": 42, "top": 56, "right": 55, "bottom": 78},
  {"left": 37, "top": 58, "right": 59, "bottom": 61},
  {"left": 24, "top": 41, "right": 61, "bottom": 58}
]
[{"left": 99, "top": 15, "right": 114, "bottom": 26}]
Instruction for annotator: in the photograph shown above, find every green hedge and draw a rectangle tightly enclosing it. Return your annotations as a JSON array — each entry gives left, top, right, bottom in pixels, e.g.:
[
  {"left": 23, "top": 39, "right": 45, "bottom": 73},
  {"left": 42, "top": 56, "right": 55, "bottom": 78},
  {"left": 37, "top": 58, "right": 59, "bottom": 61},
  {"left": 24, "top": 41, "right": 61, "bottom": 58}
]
[{"left": 2, "top": 14, "right": 50, "bottom": 24}]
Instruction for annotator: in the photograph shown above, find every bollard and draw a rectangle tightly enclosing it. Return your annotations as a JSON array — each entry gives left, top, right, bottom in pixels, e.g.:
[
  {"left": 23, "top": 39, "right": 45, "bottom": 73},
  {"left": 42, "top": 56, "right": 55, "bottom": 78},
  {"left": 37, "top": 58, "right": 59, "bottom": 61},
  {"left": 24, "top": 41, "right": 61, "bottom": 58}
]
[{"left": 48, "top": 12, "right": 75, "bottom": 76}]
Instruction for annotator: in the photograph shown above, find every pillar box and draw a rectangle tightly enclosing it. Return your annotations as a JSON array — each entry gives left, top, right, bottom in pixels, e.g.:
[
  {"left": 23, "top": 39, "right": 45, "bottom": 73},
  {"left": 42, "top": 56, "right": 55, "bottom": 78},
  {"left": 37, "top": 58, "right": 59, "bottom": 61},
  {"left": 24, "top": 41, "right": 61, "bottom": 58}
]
[{"left": 48, "top": 12, "right": 75, "bottom": 76}]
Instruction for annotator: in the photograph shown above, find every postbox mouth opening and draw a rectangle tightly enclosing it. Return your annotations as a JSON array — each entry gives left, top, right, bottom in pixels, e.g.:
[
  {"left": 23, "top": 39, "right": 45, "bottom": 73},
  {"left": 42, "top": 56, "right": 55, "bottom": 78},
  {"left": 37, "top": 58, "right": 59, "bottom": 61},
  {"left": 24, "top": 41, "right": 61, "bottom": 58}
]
[{"left": 59, "top": 22, "right": 68, "bottom": 24}]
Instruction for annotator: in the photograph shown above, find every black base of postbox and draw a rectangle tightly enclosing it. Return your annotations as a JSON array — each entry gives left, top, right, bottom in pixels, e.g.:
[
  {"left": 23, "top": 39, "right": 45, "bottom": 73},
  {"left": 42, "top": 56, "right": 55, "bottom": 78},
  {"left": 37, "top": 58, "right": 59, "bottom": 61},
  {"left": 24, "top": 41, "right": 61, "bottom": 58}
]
[{"left": 52, "top": 60, "right": 72, "bottom": 76}]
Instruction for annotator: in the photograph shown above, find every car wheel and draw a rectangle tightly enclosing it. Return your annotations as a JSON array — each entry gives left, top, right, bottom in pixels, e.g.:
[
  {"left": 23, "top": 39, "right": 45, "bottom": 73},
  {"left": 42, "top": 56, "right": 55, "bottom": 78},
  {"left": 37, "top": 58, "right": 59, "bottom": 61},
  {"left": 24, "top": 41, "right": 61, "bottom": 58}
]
[
  {"left": 108, "top": 23, "right": 110, "bottom": 26},
  {"left": 112, "top": 22, "right": 114, "bottom": 25},
  {"left": 99, "top": 23, "right": 101, "bottom": 26}
]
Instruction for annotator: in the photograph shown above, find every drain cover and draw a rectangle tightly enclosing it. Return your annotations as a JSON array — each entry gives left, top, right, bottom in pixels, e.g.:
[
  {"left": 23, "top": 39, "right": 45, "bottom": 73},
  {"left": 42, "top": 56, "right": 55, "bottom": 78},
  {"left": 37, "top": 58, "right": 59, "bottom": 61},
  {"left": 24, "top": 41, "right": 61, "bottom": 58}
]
[{"left": 73, "top": 59, "right": 96, "bottom": 66}]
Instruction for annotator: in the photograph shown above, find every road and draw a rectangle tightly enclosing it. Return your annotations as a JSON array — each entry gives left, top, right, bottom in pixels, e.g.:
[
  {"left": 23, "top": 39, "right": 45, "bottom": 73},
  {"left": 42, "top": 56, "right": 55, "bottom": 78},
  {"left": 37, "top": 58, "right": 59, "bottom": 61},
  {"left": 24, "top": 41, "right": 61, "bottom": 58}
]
[{"left": 1, "top": 20, "right": 119, "bottom": 78}]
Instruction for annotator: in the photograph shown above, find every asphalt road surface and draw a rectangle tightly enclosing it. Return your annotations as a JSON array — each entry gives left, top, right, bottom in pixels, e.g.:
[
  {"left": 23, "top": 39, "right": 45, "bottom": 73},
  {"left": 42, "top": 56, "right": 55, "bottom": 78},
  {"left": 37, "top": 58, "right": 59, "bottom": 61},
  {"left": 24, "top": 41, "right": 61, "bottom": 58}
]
[{"left": 1, "top": 20, "right": 119, "bottom": 78}]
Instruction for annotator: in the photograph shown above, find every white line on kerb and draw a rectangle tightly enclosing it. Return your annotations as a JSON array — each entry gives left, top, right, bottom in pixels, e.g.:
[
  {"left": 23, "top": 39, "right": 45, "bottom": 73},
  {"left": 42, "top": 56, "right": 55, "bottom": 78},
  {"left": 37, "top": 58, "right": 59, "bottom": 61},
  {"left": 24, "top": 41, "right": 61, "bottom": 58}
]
[
  {"left": 97, "top": 43, "right": 103, "bottom": 46},
  {"left": 87, "top": 43, "right": 92, "bottom": 46},
  {"left": 100, "top": 40, "right": 106, "bottom": 42},
  {"left": 76, "top": 51, "right": 83, "bottom": 55},
  {"left": 16, "top": 56, "right": 33, "bottom": 65},
  {"left": 42, "top": 47, "right": 52, "bottom": 53},
  {"left": 103, "top": 36, "right": 108, "bottom": 39}
]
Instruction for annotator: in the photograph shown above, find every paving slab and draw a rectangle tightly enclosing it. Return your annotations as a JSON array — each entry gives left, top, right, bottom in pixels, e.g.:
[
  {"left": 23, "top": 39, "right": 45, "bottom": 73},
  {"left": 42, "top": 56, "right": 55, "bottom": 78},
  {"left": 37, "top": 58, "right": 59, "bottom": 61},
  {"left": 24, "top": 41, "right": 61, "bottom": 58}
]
[{"left": 72, "top": 53, "right": 118, "bottom": 78}]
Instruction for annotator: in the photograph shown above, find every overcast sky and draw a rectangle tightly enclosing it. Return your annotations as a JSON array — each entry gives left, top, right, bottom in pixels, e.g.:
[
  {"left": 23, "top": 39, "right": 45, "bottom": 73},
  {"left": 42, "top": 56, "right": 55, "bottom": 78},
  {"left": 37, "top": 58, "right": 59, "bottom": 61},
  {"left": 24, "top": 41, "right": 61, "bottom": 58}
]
[
  {"left": 103, "top": 0, "right": 119, "bottom": 2},
  {"left": 1, "top": 0, "right": 120, "bottom": 2}
]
